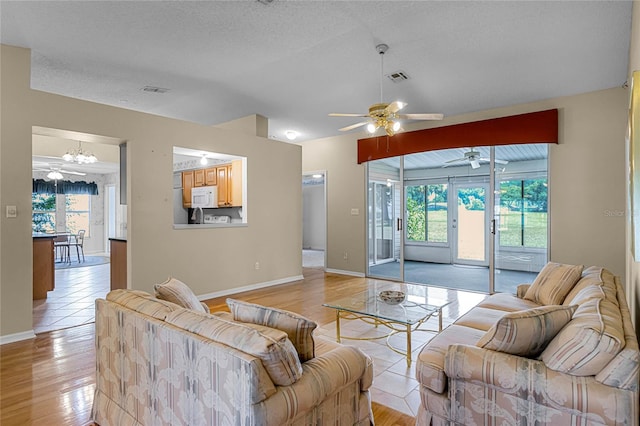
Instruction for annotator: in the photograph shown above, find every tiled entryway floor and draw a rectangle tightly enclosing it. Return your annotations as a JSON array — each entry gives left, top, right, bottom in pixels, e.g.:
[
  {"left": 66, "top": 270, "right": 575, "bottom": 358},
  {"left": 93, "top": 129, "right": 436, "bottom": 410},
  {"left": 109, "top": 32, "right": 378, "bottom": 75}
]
[
  {"left": 33, "top": 263, "right": 110, "bottom": 334},
  {"left": 315, "top": 289, "right": 487, "bottom": 417}
]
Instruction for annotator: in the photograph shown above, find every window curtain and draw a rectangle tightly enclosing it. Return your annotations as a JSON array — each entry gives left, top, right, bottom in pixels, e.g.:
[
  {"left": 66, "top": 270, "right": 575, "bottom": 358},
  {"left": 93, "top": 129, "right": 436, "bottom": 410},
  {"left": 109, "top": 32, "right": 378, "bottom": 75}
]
[{"left": 32, "top": 179, "right": 99, "bottom": 195}]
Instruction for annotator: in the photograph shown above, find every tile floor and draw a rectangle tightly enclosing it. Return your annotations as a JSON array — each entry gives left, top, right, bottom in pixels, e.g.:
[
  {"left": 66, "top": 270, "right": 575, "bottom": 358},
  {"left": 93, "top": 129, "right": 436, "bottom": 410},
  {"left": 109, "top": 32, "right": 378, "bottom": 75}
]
[
  {"left": 33, "top": 263, "right": 110, "bottom": 334},
  {"left": 315, "top": 289, "right": 487, "bottom": 417}
]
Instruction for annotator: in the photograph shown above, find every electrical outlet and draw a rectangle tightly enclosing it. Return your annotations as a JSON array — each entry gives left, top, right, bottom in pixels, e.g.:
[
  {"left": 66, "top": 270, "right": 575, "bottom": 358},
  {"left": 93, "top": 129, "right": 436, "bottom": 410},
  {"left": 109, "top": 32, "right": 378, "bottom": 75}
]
[
  {"left": 343, "top": 252, "right": 348, "bottom": 260},
  {"left": 255, "top": 262, "right": 260, "bottom": 270},
  {"left": 6, "top": 205, "right": 17, "bottom": 218}
]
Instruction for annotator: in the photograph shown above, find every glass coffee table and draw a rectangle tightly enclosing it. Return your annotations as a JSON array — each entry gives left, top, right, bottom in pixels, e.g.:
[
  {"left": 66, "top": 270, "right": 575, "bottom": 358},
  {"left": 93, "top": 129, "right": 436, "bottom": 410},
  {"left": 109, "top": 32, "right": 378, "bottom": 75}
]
[{"left": 323, "top": 282, "right": 451, "bottom": 367}]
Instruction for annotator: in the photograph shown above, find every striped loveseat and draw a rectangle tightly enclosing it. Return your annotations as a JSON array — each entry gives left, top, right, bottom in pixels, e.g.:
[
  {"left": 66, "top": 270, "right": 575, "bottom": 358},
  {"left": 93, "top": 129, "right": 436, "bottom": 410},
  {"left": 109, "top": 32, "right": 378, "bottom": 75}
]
[
  {"left": 92, "top": 290, "right": 374, "bottom": 425},
  {"left": 416, "top": 264, "right": 639, "bottom": 425}
]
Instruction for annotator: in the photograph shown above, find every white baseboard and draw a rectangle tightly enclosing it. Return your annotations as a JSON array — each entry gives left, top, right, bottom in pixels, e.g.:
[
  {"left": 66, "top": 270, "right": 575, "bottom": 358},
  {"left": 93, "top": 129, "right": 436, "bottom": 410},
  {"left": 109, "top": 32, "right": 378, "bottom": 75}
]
[
  {"left": 198, "top": 275, "right": 305, "bottom": 301},
  {"left": 0, "top": 329, "right": 36, "bottom": 345},
  {"left": 325, "top": 268, "right": 365, "bottom": 277}
]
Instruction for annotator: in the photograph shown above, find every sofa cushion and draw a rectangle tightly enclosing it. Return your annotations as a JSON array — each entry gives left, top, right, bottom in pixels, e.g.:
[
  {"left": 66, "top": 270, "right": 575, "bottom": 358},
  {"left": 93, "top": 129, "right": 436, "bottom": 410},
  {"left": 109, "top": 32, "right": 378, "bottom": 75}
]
[
  {"left": 524, "top": 262, "right": 583, "bottom": 305},
  {"left": 541, "top": 297, "right": 625, "bottom": 376},
  {"left": 476, "top": 305, "right": 577, "bottom": 357},
  {"left": 227, "top": 298, "right": 317, "bottom": 362},
  {"left": 166, "top": 309, "right": 303, "bottom": 386},
  {"left": 563, "top": 267, "right": 618, "bottom": 307},
  {"left": 477, "top": 293, "right": 540, "bottom": 312},
  {"left": 416, "top": 325, "right": 486, "bottom": 394},
  {"left": 106, "top": 289, "right": 183, "bottom": 320},
  {"left": 154, "top": 277, "right": 207, "bottom": 313},
  {"left": 454, "top": 307, "right": 508, "bottom": 332}
]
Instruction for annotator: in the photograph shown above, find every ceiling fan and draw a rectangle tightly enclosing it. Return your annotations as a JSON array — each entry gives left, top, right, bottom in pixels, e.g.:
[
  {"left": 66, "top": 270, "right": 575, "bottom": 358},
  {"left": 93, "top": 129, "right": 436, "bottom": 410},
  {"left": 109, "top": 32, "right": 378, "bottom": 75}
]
[
  {"left": 443, "top": 149, "right": 509, "bottom": 169},
  {"left": 329, "top": 44, "right": 444, "bottom": 136},
  {"left": 34, "top": 164, "right": 86, "bottom": 180}
]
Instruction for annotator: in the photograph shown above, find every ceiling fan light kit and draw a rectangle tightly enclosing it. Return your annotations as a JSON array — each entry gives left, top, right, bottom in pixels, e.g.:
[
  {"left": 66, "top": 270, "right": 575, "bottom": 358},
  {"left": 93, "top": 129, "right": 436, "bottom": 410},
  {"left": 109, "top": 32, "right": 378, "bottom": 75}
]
[
  {"left": 47, "top": 171, "right": 64, "bottom": 180},
  {"left": 63, "top": 141, "right": 97, "bottom": 164},
  {"left": 329, "top": 43, "right": 443, "bottom": 137}
]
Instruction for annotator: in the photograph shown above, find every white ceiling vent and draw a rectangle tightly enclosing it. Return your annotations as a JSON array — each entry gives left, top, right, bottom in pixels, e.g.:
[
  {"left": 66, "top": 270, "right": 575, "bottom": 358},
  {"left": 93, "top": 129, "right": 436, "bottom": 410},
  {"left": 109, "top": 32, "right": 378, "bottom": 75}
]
[
  {"left": 386, "top": 71, "right": 410, "bottom": 83},
  {"left": 141, "top": 86, "right": 170, "bottom": 93}
]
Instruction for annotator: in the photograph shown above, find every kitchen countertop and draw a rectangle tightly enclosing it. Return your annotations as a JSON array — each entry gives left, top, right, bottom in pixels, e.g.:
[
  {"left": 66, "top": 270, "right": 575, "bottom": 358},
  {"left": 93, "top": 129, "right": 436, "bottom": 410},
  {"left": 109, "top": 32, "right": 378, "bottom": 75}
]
[
  {"left": 108, "top": 233, "right": 127, "bottom": 242},
  {"left": 33, "top": 233, "right": 56, "bottom": 239}
]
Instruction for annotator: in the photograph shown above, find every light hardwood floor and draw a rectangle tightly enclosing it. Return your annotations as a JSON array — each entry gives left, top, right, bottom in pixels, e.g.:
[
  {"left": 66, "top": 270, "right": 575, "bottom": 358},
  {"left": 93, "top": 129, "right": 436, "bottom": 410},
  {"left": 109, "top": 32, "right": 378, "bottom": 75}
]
[{"left": 3, "top": 267, "right": 485, "bottom": 425}]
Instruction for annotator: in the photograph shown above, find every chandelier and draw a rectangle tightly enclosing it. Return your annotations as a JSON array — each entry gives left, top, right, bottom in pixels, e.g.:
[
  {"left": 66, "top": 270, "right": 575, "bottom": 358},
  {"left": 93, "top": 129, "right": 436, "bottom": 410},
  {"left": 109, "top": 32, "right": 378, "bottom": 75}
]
[{"left": 63, "top": 141, "right": 97, "bottom": 164}]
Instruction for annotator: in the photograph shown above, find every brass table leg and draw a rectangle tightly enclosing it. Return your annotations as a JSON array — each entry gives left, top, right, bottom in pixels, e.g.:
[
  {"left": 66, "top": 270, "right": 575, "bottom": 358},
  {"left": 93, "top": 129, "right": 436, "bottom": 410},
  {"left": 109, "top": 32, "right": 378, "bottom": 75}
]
[
  {"left": 406, "top": 323, "right": 412, "bottom": 368},
  {"left": 438, "top": 307, "right": 443, "bottom": 332},
  {"left": 335, "top": 310, "right": 342, "bottom": 343}
]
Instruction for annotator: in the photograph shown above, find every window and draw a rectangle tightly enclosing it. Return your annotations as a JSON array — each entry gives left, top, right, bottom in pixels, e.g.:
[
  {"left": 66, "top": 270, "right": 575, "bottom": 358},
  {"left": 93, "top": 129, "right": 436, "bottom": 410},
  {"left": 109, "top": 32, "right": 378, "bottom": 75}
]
[
  {"left": 66, "top": 194, "right": 91, "bottom": 237},
  {"left": 32, "top": 193, "right": 56, "bottom": 233},
  {"left": 406, "top": 183, "right": 448, "bottom": 243},
  {"left": 498, "top": 178, "right": 547, "bottom": 248}
]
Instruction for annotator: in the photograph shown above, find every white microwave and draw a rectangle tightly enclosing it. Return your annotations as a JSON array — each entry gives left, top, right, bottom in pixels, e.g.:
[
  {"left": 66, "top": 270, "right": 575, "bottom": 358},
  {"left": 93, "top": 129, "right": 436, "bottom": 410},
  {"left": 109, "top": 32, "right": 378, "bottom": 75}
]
[{"left": 191, "top": 186, "right": 218, "bottom": 208}]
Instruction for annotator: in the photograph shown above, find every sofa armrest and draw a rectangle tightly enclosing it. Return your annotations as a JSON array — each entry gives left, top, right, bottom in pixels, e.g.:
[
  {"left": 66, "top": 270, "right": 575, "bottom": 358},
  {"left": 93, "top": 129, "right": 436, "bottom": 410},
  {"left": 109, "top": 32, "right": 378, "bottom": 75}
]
[
  {"left": 200, "top": 301, "right": 211, "bottom": 313},
  {"left": 516, "top": 284, "right": 531, "bottom": 298},
  {"left": 444, "top": 344, "right": 638, "bottom": 422},
  {"left": 256, "top": 345, "right": 373, "bottom": 424}
]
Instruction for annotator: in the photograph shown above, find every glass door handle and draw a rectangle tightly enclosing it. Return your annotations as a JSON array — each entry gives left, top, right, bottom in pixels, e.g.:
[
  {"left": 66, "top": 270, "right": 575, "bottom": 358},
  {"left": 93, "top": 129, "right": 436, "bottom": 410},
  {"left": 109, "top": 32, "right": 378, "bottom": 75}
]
[
  {"left": 397, "top": 218, "right": 403, "bottom": 231},
  {"left": 491, "top": 219, "right": 496, "bottom": 235}
]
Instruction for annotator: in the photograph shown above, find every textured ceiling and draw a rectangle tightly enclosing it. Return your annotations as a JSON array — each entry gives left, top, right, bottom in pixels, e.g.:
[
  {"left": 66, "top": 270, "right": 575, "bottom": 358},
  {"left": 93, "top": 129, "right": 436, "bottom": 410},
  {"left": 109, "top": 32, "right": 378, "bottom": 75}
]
[{"left": 1, "top": 1, "right": 633, "bottom": 143}]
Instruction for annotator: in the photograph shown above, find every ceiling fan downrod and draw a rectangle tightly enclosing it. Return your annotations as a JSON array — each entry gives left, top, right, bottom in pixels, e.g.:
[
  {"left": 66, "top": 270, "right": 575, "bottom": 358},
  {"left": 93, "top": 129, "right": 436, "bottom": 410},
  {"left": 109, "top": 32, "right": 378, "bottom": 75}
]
[{"left": 376, "top": 43, "right": 388, "bottom": 104}]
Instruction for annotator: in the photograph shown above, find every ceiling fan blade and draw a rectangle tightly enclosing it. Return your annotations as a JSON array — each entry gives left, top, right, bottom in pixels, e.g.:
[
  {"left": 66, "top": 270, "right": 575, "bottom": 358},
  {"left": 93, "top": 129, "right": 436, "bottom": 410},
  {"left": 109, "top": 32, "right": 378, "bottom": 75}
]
[
  {"left": 386, "top": 101, "right": 406, "bottom": 114},
  {"left": 479, "top": 157, "right": 509, "bottom": 165},
  {"left": 60, "top": 170, "right": 86, "bottom": 176},
  {"left": 397, "top": 113, "right": 444, "bottom": 120},
  {"left": 329, "top": 113, "right": 369, "bottom": 117},
  {"left": 339, "top": 121, "right": 369, "bottom": 132},
  {"left": 444, "top": 157, "right": 467, "bottom": 164}
]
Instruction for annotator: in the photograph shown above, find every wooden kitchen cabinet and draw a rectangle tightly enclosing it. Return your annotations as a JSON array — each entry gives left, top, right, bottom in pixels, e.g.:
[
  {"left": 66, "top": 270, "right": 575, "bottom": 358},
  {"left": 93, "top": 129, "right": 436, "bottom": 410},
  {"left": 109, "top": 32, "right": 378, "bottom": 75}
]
[
  {"left": 205, "top": 167, "right": 217, "bottom": 185},
  {"left": 194, "top": 169, "right": 205, "bottom": 187},
  {"left": 110, "top": 238, "right": 127, "bottom": 290},
  {"left": 182, "top": 171, "right": 194, "bottom": 208},
  {"left": 216, "top": 160, "right": 243, "bottom": 207},
  {"left": 33, "top": 236, "right": 55, "bottom": 299}
]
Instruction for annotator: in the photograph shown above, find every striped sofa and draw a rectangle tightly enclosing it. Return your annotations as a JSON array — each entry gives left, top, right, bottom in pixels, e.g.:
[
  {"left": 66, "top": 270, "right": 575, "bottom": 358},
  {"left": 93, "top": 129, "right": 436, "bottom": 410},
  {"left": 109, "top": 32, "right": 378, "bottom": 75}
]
[
  {"left": 415, "top": 265, "right": 639, "bottom": 425},
  {"left": 92, "top": 290, "right": 374, "bottom": 425}
]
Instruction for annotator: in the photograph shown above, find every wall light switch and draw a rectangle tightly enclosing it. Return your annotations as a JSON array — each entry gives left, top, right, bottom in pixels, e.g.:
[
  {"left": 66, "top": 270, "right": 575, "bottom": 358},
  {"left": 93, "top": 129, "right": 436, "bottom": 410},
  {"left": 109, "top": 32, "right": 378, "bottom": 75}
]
[
  {"left": 6, "top": 205, "right": 17, "bottom": 218},
  {"left": 350, "top": 208, "right": 359, "bottom": 215}
]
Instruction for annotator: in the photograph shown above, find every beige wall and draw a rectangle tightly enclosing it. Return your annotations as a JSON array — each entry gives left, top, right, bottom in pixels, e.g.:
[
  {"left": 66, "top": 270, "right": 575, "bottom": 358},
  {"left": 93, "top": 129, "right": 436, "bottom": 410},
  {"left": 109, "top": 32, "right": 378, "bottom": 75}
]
[
  {"left": 0, "top": 45, "right": 302, "bottom": 340},
  {"left": 302, "top": 88, "right": 628, "bottom": 280},
  {"left": 627, "top": 1, "right": 640, "bottom": 329}
]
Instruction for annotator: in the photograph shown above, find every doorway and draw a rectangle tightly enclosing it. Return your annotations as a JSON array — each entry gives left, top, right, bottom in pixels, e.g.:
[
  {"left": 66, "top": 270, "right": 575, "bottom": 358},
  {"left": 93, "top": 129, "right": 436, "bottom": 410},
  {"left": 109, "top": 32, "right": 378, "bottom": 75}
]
[{"left": 302, "top": 172, "right": 326, "bottom": 269}]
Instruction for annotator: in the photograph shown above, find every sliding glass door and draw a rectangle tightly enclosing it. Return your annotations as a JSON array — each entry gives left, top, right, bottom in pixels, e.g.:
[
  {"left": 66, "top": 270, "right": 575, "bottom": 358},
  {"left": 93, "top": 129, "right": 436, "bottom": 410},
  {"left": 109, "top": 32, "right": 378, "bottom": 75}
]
[
  {"left": 367, "top": 145, "right": 549, "bottom": 294},
  {"left": 367, "top": 157, "right": 403, "bottom": 281},
  {"left": 493, "top": 144, "right": 548, "bottom": 293}
]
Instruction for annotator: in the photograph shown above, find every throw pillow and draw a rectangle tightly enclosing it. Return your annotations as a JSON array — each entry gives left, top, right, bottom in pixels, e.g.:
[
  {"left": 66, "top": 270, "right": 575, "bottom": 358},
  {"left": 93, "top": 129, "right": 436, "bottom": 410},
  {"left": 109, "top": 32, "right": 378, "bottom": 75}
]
[
  {"left": 166, "top": 309, "right": 303, "bottom": 386},
  {"left": 154, "top": 277, "right": 207, "bottom": 313},
  {"left": 227, "top": 298, "right": 317, "bottom": 362},
  {"left": 524, "top": 262, "right": 583, "bottom": 305},
  {"left": 476, "top": 305, "right": 577, "bottom": 357}
]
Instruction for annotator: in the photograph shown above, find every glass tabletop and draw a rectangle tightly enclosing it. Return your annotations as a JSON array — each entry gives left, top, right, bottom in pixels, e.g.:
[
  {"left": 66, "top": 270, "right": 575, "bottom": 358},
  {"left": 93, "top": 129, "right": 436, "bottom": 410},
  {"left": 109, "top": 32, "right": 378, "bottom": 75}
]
[{"left": 323, "top": 282, "right": 452, "bottom": 325}]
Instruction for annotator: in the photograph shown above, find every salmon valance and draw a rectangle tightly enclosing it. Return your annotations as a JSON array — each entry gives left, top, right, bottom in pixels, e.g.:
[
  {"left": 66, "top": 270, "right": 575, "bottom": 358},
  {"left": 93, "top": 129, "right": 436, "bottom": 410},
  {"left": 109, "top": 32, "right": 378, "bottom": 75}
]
[{"left": 357, "top": 109, "right": 558, "bottom": 164}]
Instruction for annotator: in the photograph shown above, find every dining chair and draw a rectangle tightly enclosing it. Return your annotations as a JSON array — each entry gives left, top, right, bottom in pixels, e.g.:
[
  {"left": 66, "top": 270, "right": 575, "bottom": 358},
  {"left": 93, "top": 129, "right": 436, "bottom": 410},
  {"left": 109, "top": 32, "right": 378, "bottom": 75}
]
[
  {"left": 53, "top": 234, "right": 70, "bottom": 263},
  {"left": 69, "top": 230, "right": 86, "bottom": 263}
]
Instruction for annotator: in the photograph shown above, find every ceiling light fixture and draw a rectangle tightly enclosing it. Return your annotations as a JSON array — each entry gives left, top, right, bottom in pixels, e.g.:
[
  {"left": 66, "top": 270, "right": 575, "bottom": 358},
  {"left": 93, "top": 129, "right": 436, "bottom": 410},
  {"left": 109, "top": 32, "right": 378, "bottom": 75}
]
[
  {"left": 285, "top": 130, "right": 298, "bottom": 140},
  {"left": 200, "top": 155, "right": 208, "bottom": 165},
  {"left": 62, "top": 141, "right": 97, "bottom": 164},
  {"left": 47, "top": 171, "right": 63, "bottom": 180}
]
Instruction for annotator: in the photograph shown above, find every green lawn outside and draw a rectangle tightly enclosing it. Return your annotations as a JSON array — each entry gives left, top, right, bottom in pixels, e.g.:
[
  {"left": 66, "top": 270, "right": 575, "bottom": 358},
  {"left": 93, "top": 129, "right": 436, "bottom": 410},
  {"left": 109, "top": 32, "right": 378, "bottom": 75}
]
[{"left": 407, "top": 209, "right": 547, "bottom": 248}]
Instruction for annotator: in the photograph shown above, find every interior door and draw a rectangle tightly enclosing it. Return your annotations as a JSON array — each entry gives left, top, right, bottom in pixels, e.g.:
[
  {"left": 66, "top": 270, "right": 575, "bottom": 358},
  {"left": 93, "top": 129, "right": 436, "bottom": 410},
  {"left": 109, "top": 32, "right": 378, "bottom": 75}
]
[{"left": 453, "top": 183, "right": 489, "bottom": 266}]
